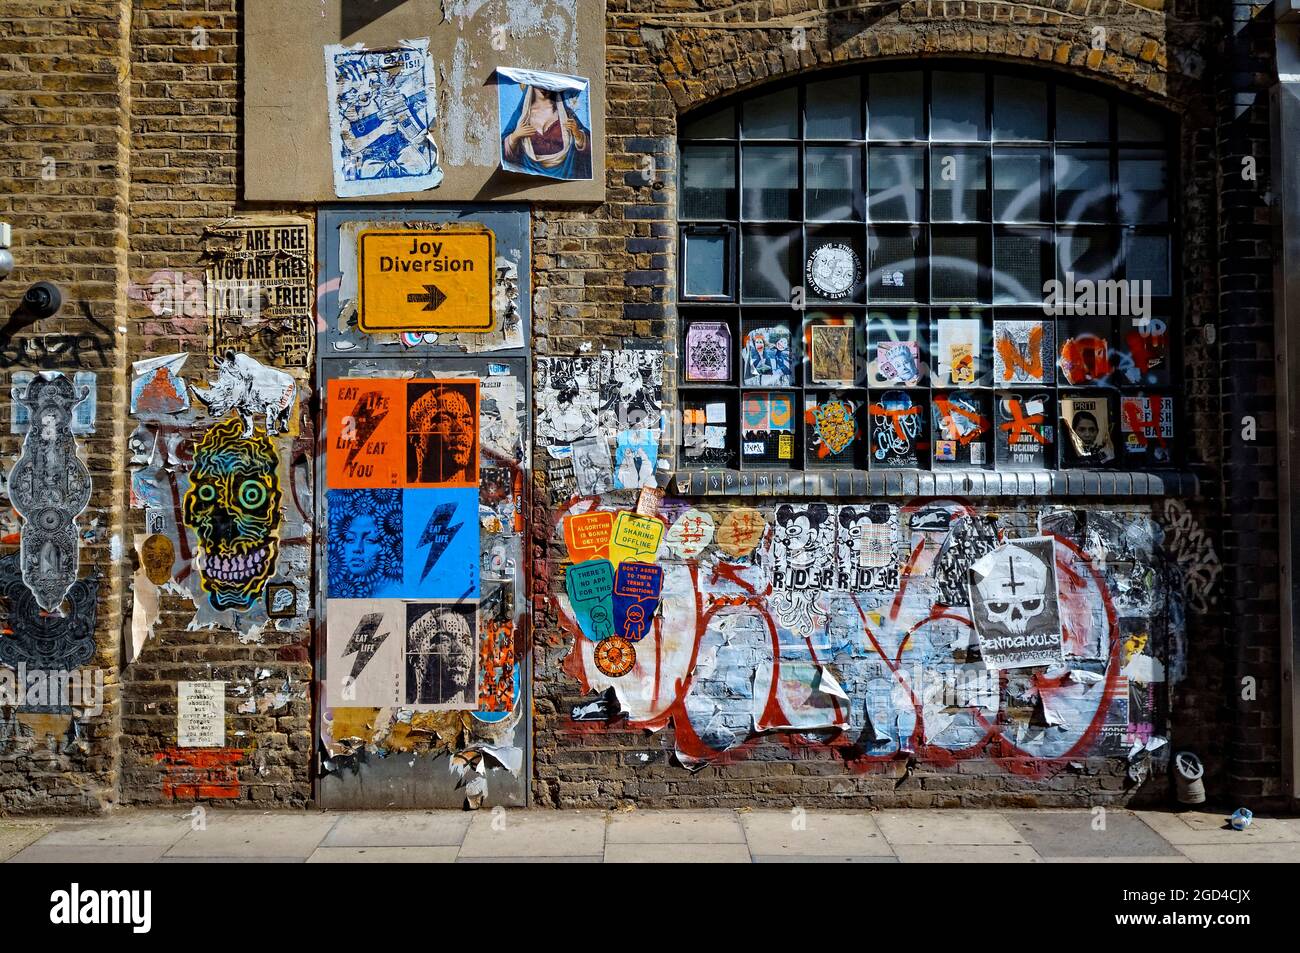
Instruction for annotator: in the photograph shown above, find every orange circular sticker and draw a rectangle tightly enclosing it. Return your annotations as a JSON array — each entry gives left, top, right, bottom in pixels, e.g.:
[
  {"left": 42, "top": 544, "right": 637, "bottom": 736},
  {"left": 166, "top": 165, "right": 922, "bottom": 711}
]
[
  {"left": 716, "top": 507, "right": 767, "bottom": 558},
  {"left": 594, "top": 635, "right": 636, "bottom": 678}
]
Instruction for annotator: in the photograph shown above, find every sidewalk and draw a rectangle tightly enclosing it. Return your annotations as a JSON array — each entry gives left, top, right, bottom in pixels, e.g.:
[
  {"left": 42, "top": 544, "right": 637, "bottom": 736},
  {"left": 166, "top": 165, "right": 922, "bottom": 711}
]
[{"left": 2, "top": 807, "right": 1297, "bottom": 863}]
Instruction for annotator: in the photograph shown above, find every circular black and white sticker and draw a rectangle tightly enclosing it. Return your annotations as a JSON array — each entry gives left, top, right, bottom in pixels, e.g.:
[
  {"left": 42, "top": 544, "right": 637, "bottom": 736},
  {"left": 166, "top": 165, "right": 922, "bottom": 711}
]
[{"left": 805, "top": 242, "right": 860, "bottom": 300}]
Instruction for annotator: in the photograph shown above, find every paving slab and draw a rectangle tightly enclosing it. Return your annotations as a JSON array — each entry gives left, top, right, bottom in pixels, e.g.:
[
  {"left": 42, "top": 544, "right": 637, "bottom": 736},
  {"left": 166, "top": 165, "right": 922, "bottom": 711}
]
[
  {"left": 0, "top": 823, "right": 52, "bottom": 861},
  {"left": 876, "top": 810, "right": 1027, "bottom": 846},
  {"left": 164, "top": 813, "right": 340, "bottom": 858},
  {"left": 157, "top": 856, "right": 306, "bottom": 863},
  {"left": 607, "top": 809, "right": 745, "bottom": 844},
  {"left": 605, "top": 842, "right": 752, "bottom": 863},
  {"left": 753, "top": 854, "right": 900, "bottom": 863},
  {"left": 1176, "top": 842, "right": 1300, "bottom": 863},
  {"left": 1004, "top": 810, "right": 1183, "bottom": 858},
  {"left": 458, "top": 810, "right": 606, "bottom": 858},
  {"left": 321, "top": 811, "right": 471, "bottom": 847},
  {"left": 1136, "top": 810, "right": 1300, "bottom": 845},
  {"left": 36, "top": 812, "right": 194, "bottom": 848},
  {"left": 741, "top": 810, "right": 893, "bottom": 856},
  {"left": 307, "top": 846, "right": 459, "bottom": 863},
  {"left": 456, "top": 855, "right": 602, "bottom": 863},
  {"left": 1043, "top": 855, "right": 1191, "bottom": 863},
  {"left": 7, "top": 844, "right": 168, "bottom": 863},
  {"left": 894, "top": 844, "right": 1043, "bottom": 863}
]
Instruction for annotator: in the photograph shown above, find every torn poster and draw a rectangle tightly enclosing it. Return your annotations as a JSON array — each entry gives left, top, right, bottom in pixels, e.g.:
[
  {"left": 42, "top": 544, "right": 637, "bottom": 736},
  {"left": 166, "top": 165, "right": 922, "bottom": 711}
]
[
  {"left": 190, "top": 351, "right": 297, "bottom": 437},
  {"left": 968, "top": 537, "right": 1064, "bottom": 670},
  {"left": 130, "top": 354, "right": 190, "bottom": 416},
  {"left": 325, "top": 38, "right": 444, "bottom": 197},
  {"left": 497, "top": 67, "right": 593, "bottom": 181},
  {"left": 203, "top": 216, "right": 314, "bottom": 367},
  {"left": 178, "top": 681, "right": 225, "bottom": 748}
]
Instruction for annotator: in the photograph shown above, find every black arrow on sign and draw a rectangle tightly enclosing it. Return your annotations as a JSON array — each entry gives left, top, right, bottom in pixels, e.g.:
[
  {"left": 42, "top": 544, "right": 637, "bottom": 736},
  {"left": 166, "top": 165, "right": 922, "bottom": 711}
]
[{"left": 407, "top": 284, "right": 446, "bottom": 312}]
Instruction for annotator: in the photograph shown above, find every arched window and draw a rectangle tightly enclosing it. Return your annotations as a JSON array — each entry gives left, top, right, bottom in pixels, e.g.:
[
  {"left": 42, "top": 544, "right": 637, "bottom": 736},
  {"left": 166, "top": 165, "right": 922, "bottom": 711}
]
[{"left": 676, "top": 65, "right": 1175, "bottom": 480}]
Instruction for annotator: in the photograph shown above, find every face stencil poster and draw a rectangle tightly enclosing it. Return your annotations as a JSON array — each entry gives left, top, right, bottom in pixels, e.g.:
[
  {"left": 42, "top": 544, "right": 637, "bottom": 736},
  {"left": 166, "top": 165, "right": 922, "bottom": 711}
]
[{"left": 324, "top": 378, "right": 482, "bottom": 710}]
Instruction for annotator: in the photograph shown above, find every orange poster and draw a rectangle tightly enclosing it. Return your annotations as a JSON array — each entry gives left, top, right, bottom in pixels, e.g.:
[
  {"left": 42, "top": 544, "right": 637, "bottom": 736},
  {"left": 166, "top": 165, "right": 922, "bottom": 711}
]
[
  {"left": 564, "top": 511, "right": 614, "bottom": 562},
  {"left": 327, "top": 379, "right": 405, "bottom": 488}
]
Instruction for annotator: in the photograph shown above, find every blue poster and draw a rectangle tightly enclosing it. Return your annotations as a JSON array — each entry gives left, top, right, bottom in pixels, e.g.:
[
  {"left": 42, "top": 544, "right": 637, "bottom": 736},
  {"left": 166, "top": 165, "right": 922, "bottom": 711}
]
[
  {"left": 325, "top": 38, "right": 444, "bottom": 197},
  {"left": 327, "top": 488, "right": 404, "bottom": 598},
  {"left": 496, "top": 67, "right": 593, "bottom": 181},
  {"left": 401, "top": 488, "right": 480, "bottom": 599}
]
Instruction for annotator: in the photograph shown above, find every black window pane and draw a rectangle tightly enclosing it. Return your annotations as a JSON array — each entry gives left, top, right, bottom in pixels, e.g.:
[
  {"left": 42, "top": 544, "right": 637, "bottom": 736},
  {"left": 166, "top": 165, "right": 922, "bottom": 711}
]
[
  {"left": 869, "top": 71, "right": 924, "bottom": 140},
  {"left": 932, "top": 230, "right": 988, "bottom": 302},
  {"left": 1056, "top": 148, "right": 1114, "bottom": 222},
  {"left": 1118, "top": 102, "right": 1164, "bottom": 142},
  {"left": 1118, "top": 150, "right": 1168, "bottom": 224},
  {"left": 806, "top": 146, "right": 863, "bottom": 220},
  {"left": 993, "top": 76, "right": 1048, "bottom": 140},
  {"left": 869, "top": 227, "right": 925, "bottom": 302},
  {"left": 1058, "top": 227, "right": 1119, "bottom": 283},
  {"left": 994, "top": 227, "right": 1051, "bottom": 304},
  {"left": 743, "top": 86, "right": 798, "bottom": 139},
  {"left": 868, "top": 146, "right": 924, "bottom": 221},
  {"left": 930, "top": 148, "right": 988, "bottom": 222},
  {"left": 993, "top": 148, "right": 1051, "bottom": 222},
  {"left": 742, "top": 227, "right": 799, "bottom": 302},
  {"left": 682, "top": 105, "right": 734, "bottom": 139},
  {"left": 680, "top": 144, "right": 735, "bottom": 220},
  {"left": 806, "top": 76, "right": 864, "bottom": 139},
  {"left": 1123, "top": 232, "right": 1170, "bottom": 295},
  {"left": 1057, "top": 85, "right": 1110, "bottom": 140},
  {"left": 742, "top": 146, "right": 799, "bottom": 220},
  {"left": 931, "top": 71, "right": 987, "bottom": 141},
  {"left": 682, "top": 230, "right": 730, "bottom": 298}
]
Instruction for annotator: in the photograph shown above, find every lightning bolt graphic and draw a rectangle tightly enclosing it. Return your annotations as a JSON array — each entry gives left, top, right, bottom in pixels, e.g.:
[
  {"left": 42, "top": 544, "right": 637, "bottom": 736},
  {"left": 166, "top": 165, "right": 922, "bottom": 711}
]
[
  {"left": 418, "top": 502, "right": 463, "bottom": 583},
  {"left": 345, "top": 391, "right": 388, "bottom": 470},
  {"left": 344, "top": 612, "right": 390, "bottom": 681}
]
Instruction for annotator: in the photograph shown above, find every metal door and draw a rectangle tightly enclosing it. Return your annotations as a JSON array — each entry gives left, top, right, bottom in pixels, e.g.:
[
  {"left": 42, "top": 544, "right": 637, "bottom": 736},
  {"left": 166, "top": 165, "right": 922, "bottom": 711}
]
[{"left": 315, "top": 206, "right": 530, "bottom": 808}]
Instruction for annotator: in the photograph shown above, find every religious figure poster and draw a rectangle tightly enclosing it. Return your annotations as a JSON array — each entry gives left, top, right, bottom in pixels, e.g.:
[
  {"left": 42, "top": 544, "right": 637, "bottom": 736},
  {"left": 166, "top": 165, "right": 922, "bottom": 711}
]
[{"left": 497, "top": 67, "right": 593, "bottom": 181}]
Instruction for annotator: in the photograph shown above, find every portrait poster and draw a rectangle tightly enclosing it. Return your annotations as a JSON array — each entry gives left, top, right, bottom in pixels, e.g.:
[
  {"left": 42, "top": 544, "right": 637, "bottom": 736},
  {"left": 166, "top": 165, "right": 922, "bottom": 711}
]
[
  {"left": 742, "top": 325, "right": 793, "bottom": 387},
  {"left": 993, "top": 319, "right": 1054, "bottom": 386},
  {"left": 741, "top": 392, "right": 795, "bottom": 466},
  {"left": 406, "top": 380, "right": 479, "bottom": 486},
  {"left": 809, "top": 323, "right": 856, "bottom": 385},
  {"left": 204, "top": 216, "right": 314, "bottom": 367},
  {"left": 935, "top": 318, "right": 981, "bottom": 386},
  {"left": 995, "top": 393, "right": 1054, "bottom": 469},
  {"left": 967, "top": 537, "right": 1064, "bottom": 670},
  {"left": 869, "top": 391, "right": 925, "bottom": 469},
  {"left": 684, "top": 322, "right": 732, "bottom": 382},
  {"left": 324, "top": 39, "right": 444, "bottom": 197},
  {"left": 405, "top": 601, "right": 479, "bottom": 709},
  {"left": 1061, "top": 395, "right": 1116, "bottom": 465},
  {"left": 496, "top": 67, "right": 593, "bottom": 181},
  {"left": 876, "top": 340, "right": 921, "bottom": 387},
  {"left": 327, "top": 488, "right": 404, "bottom": 598},
  {"left": 931, "top": 390, "right": 990, "bottom": 467}
]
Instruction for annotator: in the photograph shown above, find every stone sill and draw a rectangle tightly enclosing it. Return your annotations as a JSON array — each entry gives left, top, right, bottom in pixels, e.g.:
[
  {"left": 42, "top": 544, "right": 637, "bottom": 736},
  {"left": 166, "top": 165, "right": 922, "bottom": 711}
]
[{"left": 671, "top": 469, "right": 1199, "bottom": 498}]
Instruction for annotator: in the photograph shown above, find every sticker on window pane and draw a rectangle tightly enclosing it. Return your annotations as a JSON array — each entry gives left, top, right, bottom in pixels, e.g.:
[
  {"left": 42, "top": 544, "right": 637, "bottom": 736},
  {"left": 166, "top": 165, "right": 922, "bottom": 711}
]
[
  {"left": 1061, "top": 395, "right": 1116, "bottom": 466},
  {"left": 995, "top": 392, "right": 1054, "bottom": 469},
  {"left": 869, "top": 228, "right": 922, "bottom": 302},
  {"left": 932, "top": 390, "right": 991, "bottom": 467},
  {"left": 805, "top": 241, "right": 862, "bottom": 301},
  {"left": 741, "top": 392, "right": 795, "bottom": 466},
  {"left": 1057, "top": 318, "right": 1113, "bottom": 385},
  {"left": 684, "top": 321, "right": 732, "bottom": 382},
  {"left": 742, "top": 324, "right": 793, "bottom": 386},
  {"left": 1113, "top": 315, "right": 1170, "bottom": 386},
  {"left": 806, "top": 394, "right": 861, "bottom": 467},
  {"left": 809, "top": 323, "right": 856, "bottom": 386},
  {"left": 868, "top": 314, "right": 926, "bottom": 387},
  {"left": 1120, "top": 395, "right": 1174, "bottom": 465},
  {"left": 869, "top": 391, "right": 926, "bottom": 469},
  {"left": 992, "top": 319, "right": 1054, "bottom": 386},
  {"left": 935, "top": 318, "right": 981, "bottom": 386},
  {"left": 681, "top": 400, "right": 733, "bottom": 468}
]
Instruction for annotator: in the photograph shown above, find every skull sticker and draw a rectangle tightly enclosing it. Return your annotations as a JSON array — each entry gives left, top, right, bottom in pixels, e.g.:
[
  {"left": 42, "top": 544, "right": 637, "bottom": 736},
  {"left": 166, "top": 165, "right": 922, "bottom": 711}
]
[
  {"left": 967, "top": 537, "right": 1064, "bottom": 669},
  {"left": 184, "top": 415, "right": 283, "bottom": 611}
]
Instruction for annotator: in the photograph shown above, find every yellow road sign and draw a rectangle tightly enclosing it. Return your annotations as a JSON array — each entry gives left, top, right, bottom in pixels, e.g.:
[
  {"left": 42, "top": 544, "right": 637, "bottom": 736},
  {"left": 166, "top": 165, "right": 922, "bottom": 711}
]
[{"left": 357, "top": 226, "right": 496, "bottom": 333}]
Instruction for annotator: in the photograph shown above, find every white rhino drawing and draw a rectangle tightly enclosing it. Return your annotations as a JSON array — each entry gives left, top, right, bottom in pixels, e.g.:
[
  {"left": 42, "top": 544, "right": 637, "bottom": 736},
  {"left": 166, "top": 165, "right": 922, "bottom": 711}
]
[{"left": 190, "top": 351, "right": 297, "bottom": 437}]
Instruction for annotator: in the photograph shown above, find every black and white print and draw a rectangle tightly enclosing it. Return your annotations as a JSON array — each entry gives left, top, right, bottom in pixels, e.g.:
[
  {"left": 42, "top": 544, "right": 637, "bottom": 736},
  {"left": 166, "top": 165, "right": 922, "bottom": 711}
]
[
  {"left": 404, "top": 601, "right": 478, "bottom": 708},
  {"left": 967, "top": 537, "right": 1064, "bottom": 670}
]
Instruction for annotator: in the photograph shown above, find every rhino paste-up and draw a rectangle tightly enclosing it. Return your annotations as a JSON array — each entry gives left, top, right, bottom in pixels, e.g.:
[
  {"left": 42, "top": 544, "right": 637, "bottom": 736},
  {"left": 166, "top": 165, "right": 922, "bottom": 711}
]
[{"left": 191, "top": 351, "right": 297, "bottom": 436}]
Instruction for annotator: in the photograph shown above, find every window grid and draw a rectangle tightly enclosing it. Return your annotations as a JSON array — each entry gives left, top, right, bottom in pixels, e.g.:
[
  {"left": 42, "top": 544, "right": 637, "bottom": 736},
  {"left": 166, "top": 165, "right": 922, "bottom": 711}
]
[{"left": 677, "top": 65, "right": 1179, "bottom": 475}]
